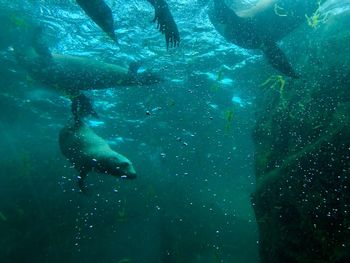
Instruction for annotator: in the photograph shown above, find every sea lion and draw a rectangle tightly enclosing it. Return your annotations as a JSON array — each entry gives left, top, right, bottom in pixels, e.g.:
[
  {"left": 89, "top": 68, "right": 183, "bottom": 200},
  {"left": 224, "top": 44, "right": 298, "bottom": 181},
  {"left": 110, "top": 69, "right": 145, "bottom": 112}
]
[
  {"left": 59, "top": 121, "right": 137, "bottom": 192},
  {"left": 76, "top": 0, "right": 179, "bottom": 48},
  {"left": 208, "top": 0, "right": 318, "bottom": 77},
  {"left": 239, "top": 0, "right": 320, "bottom": 40},
  {"left": 15, "top": 47, "right": 161, "bottom": 95},
  {"left": 235, "top": 0, "right": 277, "bottom": 18}
]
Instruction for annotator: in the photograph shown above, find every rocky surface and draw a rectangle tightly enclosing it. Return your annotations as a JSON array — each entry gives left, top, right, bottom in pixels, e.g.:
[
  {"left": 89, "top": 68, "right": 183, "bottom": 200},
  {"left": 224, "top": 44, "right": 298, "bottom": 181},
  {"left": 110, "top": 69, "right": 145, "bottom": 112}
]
[{"left": 252, "top": 10, "right": 350, "bottom": 263}]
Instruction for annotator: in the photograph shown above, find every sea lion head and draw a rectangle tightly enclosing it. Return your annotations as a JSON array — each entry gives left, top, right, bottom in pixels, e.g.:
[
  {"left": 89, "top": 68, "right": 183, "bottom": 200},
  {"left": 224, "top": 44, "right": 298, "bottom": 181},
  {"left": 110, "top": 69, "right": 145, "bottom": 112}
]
[{"left": 95, "top": 154, "right": 137, "bottom": 179}]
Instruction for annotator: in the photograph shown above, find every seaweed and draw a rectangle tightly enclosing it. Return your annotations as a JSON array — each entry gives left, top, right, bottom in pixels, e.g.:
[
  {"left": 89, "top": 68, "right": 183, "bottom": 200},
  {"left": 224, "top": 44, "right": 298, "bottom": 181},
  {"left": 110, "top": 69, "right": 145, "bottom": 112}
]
[{"left": 305, "top": 1, "right": 329, "bottom": 29}]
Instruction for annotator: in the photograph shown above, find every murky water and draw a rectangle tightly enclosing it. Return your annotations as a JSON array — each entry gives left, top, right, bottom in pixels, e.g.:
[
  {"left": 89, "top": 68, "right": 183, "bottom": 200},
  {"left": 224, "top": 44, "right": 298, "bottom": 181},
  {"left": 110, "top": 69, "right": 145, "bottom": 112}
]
[{"left": 0, "top": 1, "right": 349, "bottom": 262}]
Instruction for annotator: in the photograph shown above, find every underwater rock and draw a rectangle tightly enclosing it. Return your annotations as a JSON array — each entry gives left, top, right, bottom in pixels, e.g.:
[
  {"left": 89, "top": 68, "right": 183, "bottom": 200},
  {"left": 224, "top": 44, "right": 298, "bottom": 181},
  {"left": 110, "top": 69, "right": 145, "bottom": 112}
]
[{"left": 252, "top": 9, "right": 350, "bottom": 263}]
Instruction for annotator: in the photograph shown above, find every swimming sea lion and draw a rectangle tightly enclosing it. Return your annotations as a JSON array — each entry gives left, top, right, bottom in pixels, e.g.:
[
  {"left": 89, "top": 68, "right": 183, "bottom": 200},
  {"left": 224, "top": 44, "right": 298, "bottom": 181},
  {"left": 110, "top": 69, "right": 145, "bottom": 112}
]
[
  {"left": 209, "top": 0, "right": 318, "bottom": 77},
  {"left": 59, "top": 121, "right": 137, "bottom": 192},
  {"left": 16, "top": 47, "right": 161, "bottom": 95},
  {"left": 76, "top": 0, "right": 117, "bottom": 43}
]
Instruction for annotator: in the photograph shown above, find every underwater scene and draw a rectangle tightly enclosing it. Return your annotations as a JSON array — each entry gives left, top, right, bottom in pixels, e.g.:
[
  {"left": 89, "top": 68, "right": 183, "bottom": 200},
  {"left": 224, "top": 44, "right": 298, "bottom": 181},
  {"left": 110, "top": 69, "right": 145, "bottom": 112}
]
[{"left": 0, "top": 0, "right": 350, "bottom": 262}]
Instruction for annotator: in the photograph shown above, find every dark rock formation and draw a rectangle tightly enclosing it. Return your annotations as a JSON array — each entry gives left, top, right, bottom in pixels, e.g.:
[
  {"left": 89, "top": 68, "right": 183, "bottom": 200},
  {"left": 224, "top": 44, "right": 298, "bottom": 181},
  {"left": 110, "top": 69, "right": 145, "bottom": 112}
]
[{"left": 252, "top": 10, "right": 350, "bottom": 263}]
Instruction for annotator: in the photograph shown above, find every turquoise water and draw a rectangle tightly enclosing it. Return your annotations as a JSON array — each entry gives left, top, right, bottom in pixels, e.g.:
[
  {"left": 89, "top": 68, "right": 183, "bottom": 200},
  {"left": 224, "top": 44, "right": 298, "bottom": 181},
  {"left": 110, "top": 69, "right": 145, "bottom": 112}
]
[{"left": 0, "top": 1, "right": 349, "bottom": 263}]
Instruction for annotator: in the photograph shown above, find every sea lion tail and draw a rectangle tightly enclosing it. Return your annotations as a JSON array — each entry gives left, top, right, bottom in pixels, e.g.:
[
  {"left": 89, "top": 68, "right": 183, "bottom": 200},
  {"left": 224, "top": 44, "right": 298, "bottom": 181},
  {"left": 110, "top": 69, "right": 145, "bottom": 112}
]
[{"left": 261, "top": 41, "right": 300, "bottom": 79}]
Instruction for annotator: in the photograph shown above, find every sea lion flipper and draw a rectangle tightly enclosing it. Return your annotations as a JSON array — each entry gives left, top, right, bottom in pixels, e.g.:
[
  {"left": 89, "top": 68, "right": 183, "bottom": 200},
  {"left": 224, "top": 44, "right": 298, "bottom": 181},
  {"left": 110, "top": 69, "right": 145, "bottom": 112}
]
[
  {"left": 146, "top": 0, "right": 180, "bottom": 49},
  {"left": 261, "top": 41, "right": 299, "bottom": 78},
  {"left": 76, "top": 0, "right": 117, "bottom": 43}
]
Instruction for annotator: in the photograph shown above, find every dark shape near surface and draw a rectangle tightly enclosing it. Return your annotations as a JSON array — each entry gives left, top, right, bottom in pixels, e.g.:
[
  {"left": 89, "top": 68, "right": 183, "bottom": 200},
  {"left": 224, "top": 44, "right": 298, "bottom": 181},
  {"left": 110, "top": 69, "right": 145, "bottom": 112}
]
[
  {"left": 76, "top": 0, "right": 117, "bottom": 42},
  {"left": 209, "top": 0, "right": 302, "bottom": 78},
  {"left": 146, "top": 0, "right": 180, "bottom": 49}
]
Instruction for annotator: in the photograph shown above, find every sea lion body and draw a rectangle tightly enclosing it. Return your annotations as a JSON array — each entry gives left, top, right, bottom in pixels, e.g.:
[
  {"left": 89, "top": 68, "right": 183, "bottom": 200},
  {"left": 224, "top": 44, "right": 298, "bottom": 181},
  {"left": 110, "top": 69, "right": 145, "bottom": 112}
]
[
  {"left": 27, "top": 53, "right": 129, "bottom": 92},
  {"left": 16, "top": 48, "right": 160, "bottom": 95},
  {"left": 209, "top": 1, "right": 262, "bottom": 50},
  {"left": 59, "top": 121, "right": 136, "bottom": 191},
  {"left": 209, "top": 0, "right": 318, "bottom": 77}
]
